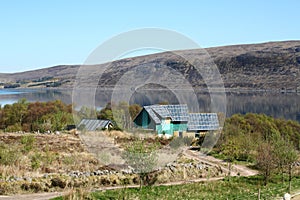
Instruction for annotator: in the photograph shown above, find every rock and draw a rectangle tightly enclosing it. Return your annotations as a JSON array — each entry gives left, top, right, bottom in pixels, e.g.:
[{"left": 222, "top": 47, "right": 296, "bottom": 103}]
[
  {"left": 83, "top": 172, "right": 91, "bottom": 177},
  {"left": 24, "top": 177, "right": 32, "bottom": 183},
  {"left": 196, "top": 163, "right": 203, "bottom": 170},
  {"left": 121, "top": 169, "right": 132, "bottom": 174},
  {"left": 283, "top": 193, "right": 291, "bottom": 200},
  {"left": 43, "top": 174, "right": 49, "bottom": 179},
  {"left": 14, "top": 177, "right": 23, "bottom": 182},
  {"left": 169, "top": 166, "right": 176, "bottom": 172}
]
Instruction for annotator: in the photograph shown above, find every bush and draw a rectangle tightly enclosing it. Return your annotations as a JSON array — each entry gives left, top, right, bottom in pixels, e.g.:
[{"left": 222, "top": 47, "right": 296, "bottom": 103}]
[
  {"left": 169, "top": 137, "right": 184, "bottom": 149},
  {"left": 21, "top": 134, "right": 35, "bottom": 153},
  {"left": 31, "top": 152, "right": 42, "bottom": 170},
  {"left": 6, "top": 124, "right": 22, "bottom": 132},
  {"left": 77, "top": 124, "right": 86, "bottom": 131},
  {"left": 0, "top": 143, "right": 21, "bottom": 166},
  {"left": 51, "top": 177, "right": 67, "bottom": 188},
  {"left": 182, "top": 136, "right": 193, "bottom": 146}
]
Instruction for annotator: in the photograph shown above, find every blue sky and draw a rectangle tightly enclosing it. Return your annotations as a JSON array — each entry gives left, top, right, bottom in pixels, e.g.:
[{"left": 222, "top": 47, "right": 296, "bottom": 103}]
[{"left": 0, "top": 0, "right": 299, "bottom": 73}]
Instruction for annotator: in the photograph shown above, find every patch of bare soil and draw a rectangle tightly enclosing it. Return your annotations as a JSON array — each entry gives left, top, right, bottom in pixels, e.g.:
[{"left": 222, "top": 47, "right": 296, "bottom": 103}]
[{"left": 183, "top": 149, "right": 259, "bottom": 177}]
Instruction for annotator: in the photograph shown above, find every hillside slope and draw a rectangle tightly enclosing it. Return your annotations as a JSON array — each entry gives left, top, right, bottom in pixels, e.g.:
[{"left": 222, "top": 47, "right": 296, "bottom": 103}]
[{"left": 1, "top": 40, "right": 300, "bottom": 90}]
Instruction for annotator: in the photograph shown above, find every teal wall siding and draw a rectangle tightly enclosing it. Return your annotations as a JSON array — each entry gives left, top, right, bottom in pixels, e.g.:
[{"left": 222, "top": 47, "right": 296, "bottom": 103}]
[
  {"left": 156, "top": 123, "right": 172, "bottom": 135},
  {"left": 134, "top": 110, "right": 188, "bottom": 136},
  {"left": 141, "top": 110, "right": 149, "bottom": 128},
  {"left": 156, "top": 121, "right": 188, "bottom": 136},
  {"left": 134, "top": 109, "right": 151, "bottom": 128},
  {"left": 156, "top": 124, "right": 162, "bottom": 134},
  {"left": 173, "top": 123, "right": 188, "bottom": 132}
]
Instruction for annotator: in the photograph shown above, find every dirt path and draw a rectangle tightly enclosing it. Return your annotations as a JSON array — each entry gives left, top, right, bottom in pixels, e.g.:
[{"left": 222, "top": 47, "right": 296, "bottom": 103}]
[
  {"left": 0, "top": 192, "right": 67, "bottom": 200},
  {"left": 292, "top": 191, "right": 300, "bottom": 200},
  {"left": 183, "top": 150, "right": 258, "bottom": 177}
]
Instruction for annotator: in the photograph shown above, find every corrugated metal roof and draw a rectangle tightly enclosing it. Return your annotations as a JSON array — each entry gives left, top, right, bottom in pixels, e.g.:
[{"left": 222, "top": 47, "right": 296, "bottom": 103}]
[
  {"left": 78, "top": 119, "right": 111, "bottom": 131},
  {"left": 144, "top": 104, "right": 189, "bottom": 123},
  {"left": 166, "top": 105, "right": 189, "bottom": 121},
  {"left": 140, "top": 104, "right": 219, "bottom": 131},
  {"left": 144, "top": 106, "right": 161, "bottom": 124},
  {"left": 188, "top": 113, "right": 219, "bottom": 131}
]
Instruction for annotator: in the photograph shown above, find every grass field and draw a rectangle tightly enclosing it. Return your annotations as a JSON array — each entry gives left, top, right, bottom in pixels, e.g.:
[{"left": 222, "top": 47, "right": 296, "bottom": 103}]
[{"left": 52, "top": 175, "right": 300, "bottom": 200}]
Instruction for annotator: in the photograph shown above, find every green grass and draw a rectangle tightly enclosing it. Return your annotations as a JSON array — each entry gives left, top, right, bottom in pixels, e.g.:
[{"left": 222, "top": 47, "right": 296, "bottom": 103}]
[{"left": 52, "top": 175, "right": 300, "bottom": 200}]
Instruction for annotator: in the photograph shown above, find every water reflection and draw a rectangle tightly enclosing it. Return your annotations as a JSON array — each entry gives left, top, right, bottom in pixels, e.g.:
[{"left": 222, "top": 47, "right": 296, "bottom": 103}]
[{"left": 0, "top": 89, "right": 300, "bottom": 122}]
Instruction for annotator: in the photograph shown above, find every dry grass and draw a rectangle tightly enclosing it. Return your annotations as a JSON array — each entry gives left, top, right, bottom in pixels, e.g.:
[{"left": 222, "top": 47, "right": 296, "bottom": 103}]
[{"left": 0, "top": 133, "right": 100, "bottom": 179}]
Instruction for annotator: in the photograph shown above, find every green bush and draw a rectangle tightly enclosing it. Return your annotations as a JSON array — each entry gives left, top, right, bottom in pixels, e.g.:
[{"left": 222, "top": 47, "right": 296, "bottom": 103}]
[
  {"left": 31, "top": 152, "right": 42, "bottom": 170},
  {"left": 62, "top": 155, "right": 76, "bottom": 165},
  {"left": 6, "top": 124, "right": 22, "bottom": 132},
  {"left": 0, "top": 143, "right": 21, "bottom": 165},
  {"left": 20, "top": 134, "right": 35, "bottom": 153}
]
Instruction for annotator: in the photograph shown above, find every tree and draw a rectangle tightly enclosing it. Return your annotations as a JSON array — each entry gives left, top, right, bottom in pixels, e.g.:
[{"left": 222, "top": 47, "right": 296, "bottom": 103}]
[
  {"left": 123, "top": 139, "right": 159, "bottom": 189},
  {"left": 256, "top": 142, "right": 277, "bottom": 185},
  {"left": 272, "top": 135, "right": 298, "bottom": 192},
  {"left": 77, "top": 106, "right": 97, "bottom": 119},
  {"left": 14, "top": 98, "right": 29, "bottom": 125},
  {"left": 99, "top": 102, "right": 142, "bottom": 130},
  {"left": 222, "top": 139, "right": 239, "bottom": 177},
  {"left": 0, "top": 99, "right": 74, "bottom": 132},
  {"left": 129, "top": 104, "right": 142, "bottom": 120}
]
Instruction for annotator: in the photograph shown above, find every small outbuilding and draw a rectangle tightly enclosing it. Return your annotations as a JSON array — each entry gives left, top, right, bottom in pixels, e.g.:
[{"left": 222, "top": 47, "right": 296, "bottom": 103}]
[{"left": 77, "top": 119, "right": 113, "bottom": 131}]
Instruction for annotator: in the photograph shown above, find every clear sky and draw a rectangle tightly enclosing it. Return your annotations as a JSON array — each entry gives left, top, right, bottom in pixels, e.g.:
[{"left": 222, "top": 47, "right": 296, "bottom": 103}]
[{"left": 0, "top": 0, "right": 299, "bottom": 73}]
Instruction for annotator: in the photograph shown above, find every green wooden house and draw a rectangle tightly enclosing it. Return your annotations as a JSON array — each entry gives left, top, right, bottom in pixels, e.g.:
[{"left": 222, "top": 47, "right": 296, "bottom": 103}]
[{"left": 133, "top": 104, "right": 219, "bottom": 138}]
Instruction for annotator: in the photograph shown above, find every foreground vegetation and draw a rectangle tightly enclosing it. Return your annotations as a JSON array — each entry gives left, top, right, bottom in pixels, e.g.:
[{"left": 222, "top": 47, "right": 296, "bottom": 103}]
[
  {"left": 0, "top": 133, "right": 97, "bottom": 180},
  {"left": 213, "top": 113, "right": 300, "bottom": 186},
  {"left": 0, "top": 99, "right": 299, "bottom": 198},
  {"left": 52, "top": 175, "right": 300, "bottom": 200}
]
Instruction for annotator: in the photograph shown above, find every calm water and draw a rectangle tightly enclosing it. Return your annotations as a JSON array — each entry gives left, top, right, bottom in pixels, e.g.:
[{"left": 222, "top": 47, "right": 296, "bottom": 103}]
[{"left": 0, "top": 88, "right": 300, "bottom": 122}]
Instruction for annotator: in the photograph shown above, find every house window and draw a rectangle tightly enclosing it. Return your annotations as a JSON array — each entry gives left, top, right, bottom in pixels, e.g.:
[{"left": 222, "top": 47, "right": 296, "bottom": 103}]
[{"left": 179, "top": 131, "right": 183, "bottom": 138}]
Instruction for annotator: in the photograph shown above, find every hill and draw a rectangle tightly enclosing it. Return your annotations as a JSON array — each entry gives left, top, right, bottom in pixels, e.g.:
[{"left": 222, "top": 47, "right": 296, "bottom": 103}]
[{"left": 1, "top": 40, "right": 300, "bottom": 90}]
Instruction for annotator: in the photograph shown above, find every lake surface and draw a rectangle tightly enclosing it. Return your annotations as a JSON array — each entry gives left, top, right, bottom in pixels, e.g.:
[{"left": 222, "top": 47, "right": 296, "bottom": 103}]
[{"left": 0, "top": 88, "right": 300, "bottom": 122}]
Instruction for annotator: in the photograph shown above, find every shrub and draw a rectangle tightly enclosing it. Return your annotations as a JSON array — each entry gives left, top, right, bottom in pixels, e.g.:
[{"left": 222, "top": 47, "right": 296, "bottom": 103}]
[
  {"left": 20, "top": 134, "right": 35, "bottom": 153},
  {"left": 169, "top": 137, "right": 184, "bottom": 149},
  {"left": 77, "top": 124, "right": 86, "bottom": 131},
  {"left": 0, "top": 143, "right": 21, "bottom": 166},
  {"left": 31, "top": 152, "right": 42, "bottom": 170},
  {"left": 62, "top": 155, "right": 76, "bottom": 165},
  {"left": 6, "top": 124, "right": 22, "bottom": 132},
  {"left": 51, "top": 177, "right": 67, "bottom": 188},
  {"left": 182, "top": 136, "right": 193, "bottom": 146}
]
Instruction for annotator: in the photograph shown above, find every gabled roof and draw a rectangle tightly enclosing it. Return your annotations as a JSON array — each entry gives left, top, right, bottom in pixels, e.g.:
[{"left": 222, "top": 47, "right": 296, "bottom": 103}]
[
  {"left": 144, "top": 105, "right": 161, "bottom": 124},
  {"left": 188, "top": 113, "right": 219, "bottom": 131},
  {"left": 135, "top": 104, "right": 220, "bottom": 131},
  {"left": 78, "top": 119, "right": 111, "bottom": 131},
  {"left": 144, "top": 104, "right": 189, "bottom": 124},
  {"left": 166, "top": 105, "right": 189, "bottom": 121}
]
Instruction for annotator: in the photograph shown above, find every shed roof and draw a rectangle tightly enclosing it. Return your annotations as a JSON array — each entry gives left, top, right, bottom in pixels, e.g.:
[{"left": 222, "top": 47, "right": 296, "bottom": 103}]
[
  {"left": 144, "top": 104, "right": 189, "bottom": 123},
  {"left": 188, "top": 113, "right": 219, "bottom": 131},
  {"left": 78, "top": 119, "right": 111, "bottom": 131}
]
